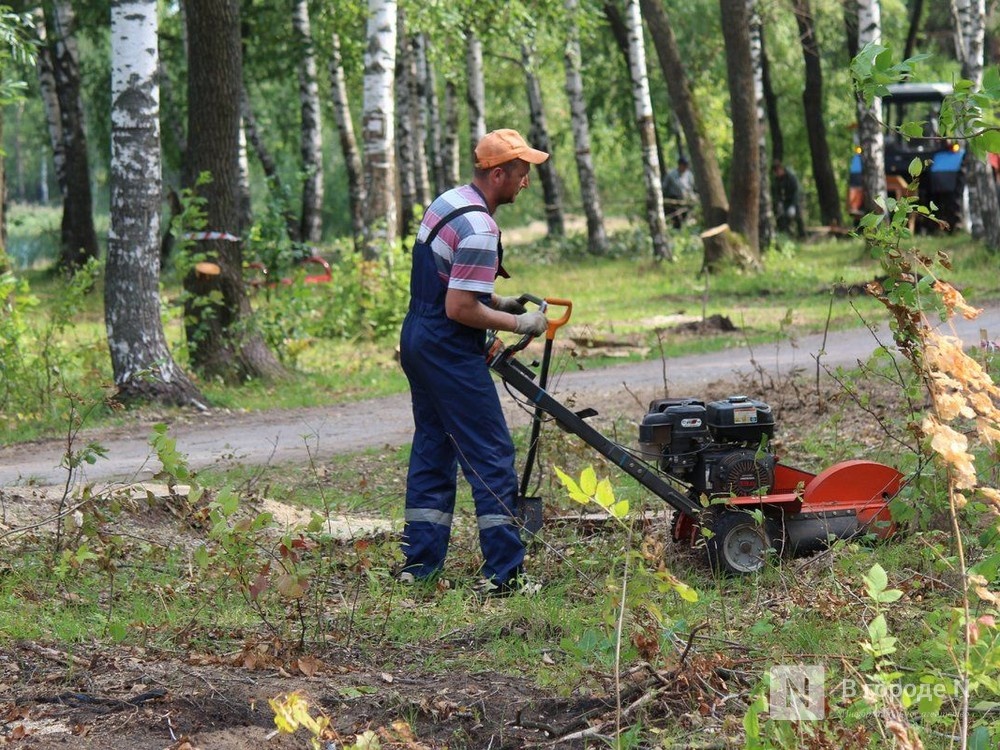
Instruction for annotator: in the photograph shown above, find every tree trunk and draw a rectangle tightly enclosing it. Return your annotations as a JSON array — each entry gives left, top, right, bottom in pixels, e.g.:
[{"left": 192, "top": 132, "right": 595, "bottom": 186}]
[
  {"left": 952, "top": 0, "right": 1000, "bottom": 248},
  {"left": 237, "top": 114, "right": 252, "bottom": 234},
  {"left": 43, "top": 0, "right": 99, "bottom": 272},
  {"left": 627, "top": 0, "right": 670, "bottom": 259},
  {"left": 395, "top": 10, "right": 417, "bottom": 238},
  {"left": 328, "top": 32, "right": 366, "bottom": 249},
  {"left": 183, "top": 0, "right": 285, "bottom": 382},
  {"left": 856, "top": 0, "right": 886, "bottom": 215},
  {"left": 361, "top": 0, "right": 398, "bottom": 257},
  {"left": 0, "top": 110, "right": 5, "bottom": 269},
  {"left": 640, "top": 0, "right": 729, "bottom": 231},
  {"left": 423, "top": 37, "right": 447, "bottom": 195},
  {"left": 761, "top": 34, "right": 784, "bottom": 162},
  {"left": 522, "top": 43, "right": 565, "bottom": 238},
  {"left": 794, "top": 0, "right": 843, "bottom": 227},
  {"left": 442, "top": 79, "right": 461, "bottom": 190},
  {"left": 410, "top": 33, "right": 432, "bottom": 209},
  {"left": 565, "top": 0, "right": 607, "bottom": 255},
  {"left": 33, "top": 10, "right": 65, "bottom": 197},
  {"left": 294, "top": 0, "right": 324, "bottom": 244},
  {"left": 107, "top": 0, "right": 203, "bottom": 407},
  {"left": 241, "top": 88, "right": 299, "bottom": 242},
  {"left": 903, "top": 0, "right": 924, "bottom": 60},
  {"left": 720, "top": 0, "right": 761, "bottom": 265},
  {"left": 465, "top": 32, "right": 486, "bottom": 157},
  {"left": 748, "top": 0, "right": 774, "bottom": 249}
]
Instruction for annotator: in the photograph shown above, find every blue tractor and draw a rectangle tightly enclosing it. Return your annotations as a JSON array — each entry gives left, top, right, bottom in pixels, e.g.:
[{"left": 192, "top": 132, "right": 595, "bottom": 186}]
[{"left": 848, "top": 82, "right": 967, "bottom": 230}]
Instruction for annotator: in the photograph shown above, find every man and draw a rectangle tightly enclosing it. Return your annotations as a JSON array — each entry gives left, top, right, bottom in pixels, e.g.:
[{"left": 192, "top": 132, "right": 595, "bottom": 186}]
[
  {"left": 398, "top": 129, "right": 549, "bottom": 596},
  {"left": 663, "top": 156, "right": 696, "bottom": 229},
  {"left": 772, "top": 159, "right": 806, "bottom": 238}
]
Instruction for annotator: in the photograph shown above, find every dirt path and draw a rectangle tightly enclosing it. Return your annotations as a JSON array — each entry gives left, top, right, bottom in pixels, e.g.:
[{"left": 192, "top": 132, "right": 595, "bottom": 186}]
[{"left": 2, "top": 306, "right": 998, "bottom": 489}]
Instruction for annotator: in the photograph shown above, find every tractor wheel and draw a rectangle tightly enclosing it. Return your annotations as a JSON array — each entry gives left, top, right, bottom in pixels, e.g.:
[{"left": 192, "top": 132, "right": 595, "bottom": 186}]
[{"left": 703, "top": 509, "right": 780, "bottom": 575}]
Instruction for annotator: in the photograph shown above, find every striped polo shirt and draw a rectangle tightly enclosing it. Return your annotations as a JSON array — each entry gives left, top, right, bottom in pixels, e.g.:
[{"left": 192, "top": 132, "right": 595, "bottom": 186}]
[{"left": 416, "top": 185, "right": 499, "bottom": 295}]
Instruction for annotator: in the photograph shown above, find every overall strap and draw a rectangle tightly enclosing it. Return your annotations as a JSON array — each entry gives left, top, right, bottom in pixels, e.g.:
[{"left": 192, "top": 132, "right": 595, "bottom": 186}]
[
  {"left": 423, "top": 204, "right": 508, "bottom": 279},
  {"left": 425, "top": 204, "right": 490, "bottom": 245}
]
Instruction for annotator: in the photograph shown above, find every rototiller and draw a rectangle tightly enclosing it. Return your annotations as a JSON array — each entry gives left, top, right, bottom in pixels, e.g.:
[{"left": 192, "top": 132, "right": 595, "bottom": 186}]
[{"left": 486, "top": 296, "right": 903, "bottom": 575}]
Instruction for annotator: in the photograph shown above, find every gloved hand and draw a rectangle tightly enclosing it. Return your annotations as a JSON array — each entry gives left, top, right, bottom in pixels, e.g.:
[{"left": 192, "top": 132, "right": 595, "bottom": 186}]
[
  {"left": 514, "top": 311, "right": 548, "bottom": 337},
  {"left": 785, "top": 205, "right": 797, "bottom": 219},
  {"left": 494, "top": 295, "right": 527, "bottom": 315}
]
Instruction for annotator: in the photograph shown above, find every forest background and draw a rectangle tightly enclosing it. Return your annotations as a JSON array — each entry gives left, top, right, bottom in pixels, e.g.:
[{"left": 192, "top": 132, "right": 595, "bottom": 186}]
[{"left": 2, "top": 0, "right": 1000, "bottom": 748}]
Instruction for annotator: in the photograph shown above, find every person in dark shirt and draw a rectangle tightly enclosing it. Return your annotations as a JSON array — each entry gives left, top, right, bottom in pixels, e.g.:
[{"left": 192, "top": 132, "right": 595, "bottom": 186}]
[{"left": 772, "top": 159, "right": 806, "bottom": 238}]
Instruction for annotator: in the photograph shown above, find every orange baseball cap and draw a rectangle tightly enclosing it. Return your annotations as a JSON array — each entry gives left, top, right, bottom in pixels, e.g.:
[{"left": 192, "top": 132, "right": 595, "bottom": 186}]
[{"left": 474, "top": 129, "right": 550, "bottom": 169}]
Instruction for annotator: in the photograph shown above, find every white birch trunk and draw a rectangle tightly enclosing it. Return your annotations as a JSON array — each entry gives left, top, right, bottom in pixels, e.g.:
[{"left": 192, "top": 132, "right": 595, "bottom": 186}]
[
  {"left": 410, "top": 33, "right": 432, "bottom": 208},
  {"left": 423, "top": 38, "right": 447, "bottom": 195},
  {"left": 107, "top": 0, "right": 200, "bottom": 405},
  {"left": 564, "top": 0, "right": 607, "bottom": 255},
  {"left": 856, "top": 0, "right": 886, "bottom": 214},
  {"left": 626, "top": 0, "right": 670, "bottom": 259},
  {"left": 294, "top": 0, "right": 323, "bottom": 244},
  {"left": 442, "top": 79, "right": 461, "bottom": 190},
  {"left": 951, "top": 0, "right": 1000, "bottom": 246},
  {"left": 395, "top": 9, "right": 417, "bottom": 236},
  {"left": 33, "top": 10, "right": 65, "bottom": 198},
  {"left": 465, "top": 32, "right": 486, "bottom": 158},
  {"left": 329, "top": 32, "right": 366, "bottom": 247},
  {"left": 522, "top": 43, "right": 565, "bottom": 237},
  {"left": 362, "top": 0, "right": 398, "bottom": 256},
  {"left": 748, "top": 0, "right": 774, "bottom": 248}
]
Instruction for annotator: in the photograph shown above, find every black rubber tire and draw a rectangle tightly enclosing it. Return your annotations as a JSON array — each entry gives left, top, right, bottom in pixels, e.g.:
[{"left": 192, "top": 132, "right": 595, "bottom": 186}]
[{"left": 703, "top": 509, "right": 780, "bottom": 575}]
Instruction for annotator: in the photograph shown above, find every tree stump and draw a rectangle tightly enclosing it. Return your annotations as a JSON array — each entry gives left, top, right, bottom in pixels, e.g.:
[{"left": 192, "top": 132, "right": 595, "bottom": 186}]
[{"left": 700, "top": 223, "right": 761, "bottom": 272}]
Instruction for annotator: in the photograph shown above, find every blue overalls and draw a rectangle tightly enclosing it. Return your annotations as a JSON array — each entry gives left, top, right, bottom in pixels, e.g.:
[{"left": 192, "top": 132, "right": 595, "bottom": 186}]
[{"left": 398, "top": 204, "right": 525, "bottom": 585}]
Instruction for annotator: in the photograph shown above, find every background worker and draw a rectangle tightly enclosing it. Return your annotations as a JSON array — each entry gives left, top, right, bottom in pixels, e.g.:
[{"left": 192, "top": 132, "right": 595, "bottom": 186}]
[
  {"left": 398, "top": 129, "right": 549, "bottom": 596},
  {"left": 663, "top": 156, "right": 697, "bottom": 229},
  {"left": 772, "top": 158, "right": 806, "bottom": 238}
]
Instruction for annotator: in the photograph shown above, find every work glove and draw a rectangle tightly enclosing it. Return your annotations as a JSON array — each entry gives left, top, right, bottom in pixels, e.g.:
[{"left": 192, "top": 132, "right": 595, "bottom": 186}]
[
  {"left": 785, "top": 205, "right": 797, "bottom": 219},
  {"left": 494, "top": 295, "right": 527, "bottom": 315},
  {"left": 514, "top": 311, "right": 548, "bottom": 337}
]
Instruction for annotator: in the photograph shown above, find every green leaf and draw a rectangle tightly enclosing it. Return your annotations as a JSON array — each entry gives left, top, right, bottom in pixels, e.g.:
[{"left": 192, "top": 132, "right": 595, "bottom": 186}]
[
  {"left": 864, "top": 564, "right": 888, "bottom": 597},
  {"left": 900, "top": 122, "right": 924, "bottom": 139},
  {"left": 672, "top": 581, "right": 698, "bottom": 602},
  {"left": 610, "top": 499, "right": 629, "bottom": 519},
  {"left": 878, "top": 589, "right": 903, "bottom": 603},
  {"left": 554, "top": 466, "right": 589, "bottom": 505},
  {"left": 193, "top": 544, "right": 210, "bottom": 569},
  {"left": 580, "top": 466, "right": 597, "bottom": 496},
  {"left": 908, "top": 156, "right": 923, "bottom": 177},
  {"left": 216, "top": 488, "right": 239, "bottom": 516},
  {"left": 594, "top": 478, "right": 615, "bottom": 508}
]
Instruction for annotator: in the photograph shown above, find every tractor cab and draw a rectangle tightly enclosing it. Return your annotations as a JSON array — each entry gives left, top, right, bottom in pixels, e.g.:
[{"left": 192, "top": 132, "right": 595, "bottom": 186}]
[{"left": 848, "top": 82, "right": 967, "bottom": 230}]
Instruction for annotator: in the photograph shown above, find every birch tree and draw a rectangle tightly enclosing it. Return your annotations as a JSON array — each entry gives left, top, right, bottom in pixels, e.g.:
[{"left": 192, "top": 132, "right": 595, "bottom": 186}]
[
  {"left": 106, "top": 0, "right": 202, "bottom": 406},
  {"left": 328, "top": 31, "right": 365, "bottom": 249},
  {"left": 41, "top": 0, "right": 99, "bottom": 272},
  {"left": 522, "top": 42, "right": 564, "bottom": 238},
  {"left": 625, "top": 0, "right": 669, "bottom": 259},
  {"left": 396, "top": 9, "right": 417, "bottom": 237},
  {"left": 409, "top": 33, "right": 432, "bottom": 209},
  {"left": 294, "top": 0, "right": 324, "bottom": 244},
  {"left": 465, "top": 32, "right": 486, "bottom": 157},
  {"left": 564, "top": 0, "right": 607, "bottom": 255},
  {"left": 856, "top": 0, "right": 886, "bottom": 214},
  {"left": 441, "top": 79, "right": 461, "bottom": 191},
  {"left": 748, "top": 0, "right": 774, "bottom": 249},
  {"left": 720, "top": 0, "right": 761, "bottom": 265},
  {"left": 361, "top": 0, "right": 398, "bottom": 257},
  {"left": 640, "top": 0, "right": 729, "bottom": 231},
  {"left": 951, "top": 0, "right": 1000, "bottom": 247}
]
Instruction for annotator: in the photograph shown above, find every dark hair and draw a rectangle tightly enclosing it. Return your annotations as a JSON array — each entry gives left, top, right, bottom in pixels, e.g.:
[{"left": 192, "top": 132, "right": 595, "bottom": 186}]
[{"left": 678, "top": 156, "right": 689, "bottom": 165}]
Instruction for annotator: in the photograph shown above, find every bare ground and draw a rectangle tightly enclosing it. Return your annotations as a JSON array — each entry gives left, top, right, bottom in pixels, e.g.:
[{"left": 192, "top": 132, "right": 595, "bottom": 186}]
[{"left": 1, "top": 310, "right": 996, "bottom": 749}]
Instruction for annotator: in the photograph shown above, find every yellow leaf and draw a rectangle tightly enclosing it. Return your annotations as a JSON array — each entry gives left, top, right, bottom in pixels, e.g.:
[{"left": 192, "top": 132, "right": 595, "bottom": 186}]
[
  {"left": 595, "top": 478, "right": 615, "bottom": 508},
  {"left": 673, "top": 582, "right": 699, "bottom": 602},
  {"left": 554, "top": 466, "right": 590, "bottom": 505},
  {"left": 580, "top": 466, "right": 598, "bottom": 496},
  {"left": 610, "top": 499, "right": 630, "bottom": 519}
]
